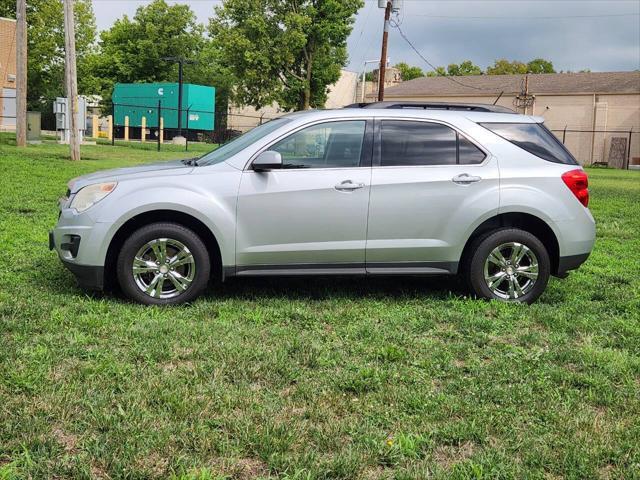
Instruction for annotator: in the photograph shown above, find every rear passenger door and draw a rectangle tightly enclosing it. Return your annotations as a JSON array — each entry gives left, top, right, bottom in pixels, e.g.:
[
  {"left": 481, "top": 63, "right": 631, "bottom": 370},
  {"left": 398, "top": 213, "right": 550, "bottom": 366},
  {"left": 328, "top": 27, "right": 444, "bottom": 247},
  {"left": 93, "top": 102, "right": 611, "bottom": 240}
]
[{"left": 365, "top": 119, "right": 499, "bottom": 274}]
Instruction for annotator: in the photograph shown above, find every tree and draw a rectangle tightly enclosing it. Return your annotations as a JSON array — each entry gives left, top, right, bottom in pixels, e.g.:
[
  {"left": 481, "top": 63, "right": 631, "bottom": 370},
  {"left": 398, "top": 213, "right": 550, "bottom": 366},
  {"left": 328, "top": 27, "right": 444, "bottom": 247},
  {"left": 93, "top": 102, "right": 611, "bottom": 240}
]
[
  {"left": 526, "top": 58, "right": 555, "bottom": 74},
  {"left": 426, "top": 66, "right": 448, "bottom": 77},
  {"left": 446, "top": 60, "right": 482, "bottom": 76},
  {"left": 486, "top": 59, "right": 529, "bottom": 75},
  {"left": 89, "top": 0, "right": 211, "bottom": 103},
  {"left": 0, "top": 0, "right": 96, "bottom": 111},
  {"left": 394, "top": 62, "right": 424, "bottom": 81},
  {"left": 209, "top": 0, "right": 363, "bottom": 111},
  {"left": 424, "top": 61, "right": 482, "bottom": 77}
]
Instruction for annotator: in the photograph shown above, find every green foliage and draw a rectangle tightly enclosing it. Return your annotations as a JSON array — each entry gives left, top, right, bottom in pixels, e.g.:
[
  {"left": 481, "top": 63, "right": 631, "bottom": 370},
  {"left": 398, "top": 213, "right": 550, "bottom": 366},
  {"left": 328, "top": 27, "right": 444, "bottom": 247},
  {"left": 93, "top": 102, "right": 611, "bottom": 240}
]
[
  {"left": 421, "top": 58, "right": 555, "bottom": 77},
  {"left": 209, "top": 0, "right": 363, "bottom": 111},
  {"left": 487, "top": 58, "right": 556, "bottom": 75},
  {"left": 424, "top": 61, "right": 482, "bottom": 77},
  {"left": 486, "top": 59, "right": 529, "bottom": 75},
  {"left": 446, "top": 60, "right": 483, "bottom": 76},
  {"left": 0, "top": 0, "right": 97, "bottom": 111},
  {"left": 526, "top": 58, "right": 556, "bottom": 74},
  {"left": 394, "top": 62, "right": 424, "bottom": 81},
  {"left": 88, "top": 0, "right": 225, "bottom": 106}
]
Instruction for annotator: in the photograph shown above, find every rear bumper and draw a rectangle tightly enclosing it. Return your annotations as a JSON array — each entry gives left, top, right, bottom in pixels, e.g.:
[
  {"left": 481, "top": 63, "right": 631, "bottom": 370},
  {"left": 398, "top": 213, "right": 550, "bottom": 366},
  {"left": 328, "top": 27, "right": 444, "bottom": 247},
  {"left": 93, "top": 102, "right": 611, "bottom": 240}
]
[{"left": 556, "top": 252, "right": 590, "bottom": 276}]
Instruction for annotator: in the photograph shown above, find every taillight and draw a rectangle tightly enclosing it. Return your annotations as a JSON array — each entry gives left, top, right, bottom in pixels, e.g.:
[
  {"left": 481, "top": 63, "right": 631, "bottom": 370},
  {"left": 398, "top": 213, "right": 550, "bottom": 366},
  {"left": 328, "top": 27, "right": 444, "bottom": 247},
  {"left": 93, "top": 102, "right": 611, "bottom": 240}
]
[{"left": 561, "top": 169, "right": 589, "bottom": 207}]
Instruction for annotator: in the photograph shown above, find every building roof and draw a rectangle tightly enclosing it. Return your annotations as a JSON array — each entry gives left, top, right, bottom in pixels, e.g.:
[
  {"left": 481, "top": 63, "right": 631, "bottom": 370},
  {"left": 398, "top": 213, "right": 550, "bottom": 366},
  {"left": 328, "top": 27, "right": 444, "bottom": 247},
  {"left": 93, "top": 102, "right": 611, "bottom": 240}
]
[{"left": 384, "top": 71, "right": 640, "bottom": 97}]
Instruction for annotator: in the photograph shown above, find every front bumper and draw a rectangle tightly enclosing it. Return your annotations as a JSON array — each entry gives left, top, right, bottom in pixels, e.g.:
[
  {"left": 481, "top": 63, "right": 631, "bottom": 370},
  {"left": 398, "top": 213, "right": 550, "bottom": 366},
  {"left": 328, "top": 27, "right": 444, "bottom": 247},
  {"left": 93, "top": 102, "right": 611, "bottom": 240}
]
[
  {"left": 62, "top": 260, "right": 105, "bottom": 290},
  {"left": 50, "top": 229, "right": 105, "bottom": 290}
]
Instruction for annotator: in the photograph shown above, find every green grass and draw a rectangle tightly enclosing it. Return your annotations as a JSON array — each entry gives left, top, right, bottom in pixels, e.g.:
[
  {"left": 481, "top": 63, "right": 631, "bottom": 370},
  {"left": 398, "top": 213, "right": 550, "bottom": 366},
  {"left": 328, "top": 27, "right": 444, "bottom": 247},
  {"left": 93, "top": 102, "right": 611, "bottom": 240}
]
[{"left": 0, "top": 136, "right": 639, "bottom": 479}]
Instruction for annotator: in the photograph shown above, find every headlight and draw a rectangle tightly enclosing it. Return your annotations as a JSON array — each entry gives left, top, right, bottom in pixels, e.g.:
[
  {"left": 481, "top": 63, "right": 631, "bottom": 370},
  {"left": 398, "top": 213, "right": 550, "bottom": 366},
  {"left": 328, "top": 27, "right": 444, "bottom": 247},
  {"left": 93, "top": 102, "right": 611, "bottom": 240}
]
[{"left": 70, "top": 182, "right": 117, "bottom": 212}]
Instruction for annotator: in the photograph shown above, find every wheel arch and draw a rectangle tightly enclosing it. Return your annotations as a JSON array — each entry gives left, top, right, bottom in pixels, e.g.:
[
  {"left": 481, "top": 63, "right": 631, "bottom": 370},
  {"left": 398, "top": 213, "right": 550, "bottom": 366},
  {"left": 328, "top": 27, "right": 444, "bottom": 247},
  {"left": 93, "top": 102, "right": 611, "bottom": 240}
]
[
  {"left": 103, "top": 210, "right": 224, "bottom": 289},
  {"left": 460, "top": 212, "right": 561, "bottom": 275}
]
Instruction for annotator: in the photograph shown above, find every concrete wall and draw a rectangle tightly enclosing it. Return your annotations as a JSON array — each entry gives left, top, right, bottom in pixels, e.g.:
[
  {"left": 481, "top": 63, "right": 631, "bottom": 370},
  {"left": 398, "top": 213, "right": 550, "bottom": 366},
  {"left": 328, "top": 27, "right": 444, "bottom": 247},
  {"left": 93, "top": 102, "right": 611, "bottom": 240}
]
[
  {"left": 0, "top": 17, "right": 17, "bottom": 130},
  {"left": 383, "top": 92, "right": 640, "bottom": 166},
  {"left": 228, "top": 70, "right": 359, "bottom": 132}
]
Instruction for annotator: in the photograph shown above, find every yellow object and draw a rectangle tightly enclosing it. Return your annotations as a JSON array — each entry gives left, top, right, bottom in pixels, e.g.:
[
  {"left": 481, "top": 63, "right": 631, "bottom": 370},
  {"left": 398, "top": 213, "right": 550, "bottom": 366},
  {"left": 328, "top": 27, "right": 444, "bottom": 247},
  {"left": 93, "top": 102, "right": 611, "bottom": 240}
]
[
  {"left": 160, "top": 117, "right": 164, "bottom": 144},
  {"left": 124, "top": 116, "right": 129, "bottom": 141},
  {"left": 107, "top": 115, "right": 113, "bottom": 141},
  {"left": 141, "top": 116, "right": 146, "bottom": 143},
  {"left": 92, "top": 115, "right": 99, "bottom": 139}
]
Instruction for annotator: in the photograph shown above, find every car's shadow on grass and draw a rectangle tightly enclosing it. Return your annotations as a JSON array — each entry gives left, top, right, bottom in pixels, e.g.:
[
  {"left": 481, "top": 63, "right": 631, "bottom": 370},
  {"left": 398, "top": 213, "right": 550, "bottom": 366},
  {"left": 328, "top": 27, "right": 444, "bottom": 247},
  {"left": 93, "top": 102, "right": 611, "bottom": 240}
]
[
  {"left": 203, "top": 274, "right": 469, "bottom": 302},
  {"left": 43, "top": 259, "right": 468, "bottom": 304}
]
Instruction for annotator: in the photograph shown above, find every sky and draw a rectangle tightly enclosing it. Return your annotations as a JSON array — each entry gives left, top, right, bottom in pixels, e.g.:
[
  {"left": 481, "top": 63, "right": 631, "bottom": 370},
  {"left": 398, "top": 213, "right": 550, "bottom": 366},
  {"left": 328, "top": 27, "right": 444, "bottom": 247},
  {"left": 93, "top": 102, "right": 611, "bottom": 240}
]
[{"left": 91, "top": 0, "right": 640, "bottom": 74}]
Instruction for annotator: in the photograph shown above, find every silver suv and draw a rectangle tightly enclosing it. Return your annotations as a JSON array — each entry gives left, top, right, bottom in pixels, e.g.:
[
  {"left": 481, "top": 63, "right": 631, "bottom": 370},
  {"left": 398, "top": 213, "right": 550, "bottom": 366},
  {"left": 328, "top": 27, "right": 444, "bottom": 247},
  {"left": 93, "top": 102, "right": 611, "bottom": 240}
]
[{"left": 50, "top": 102, "right": 595, "bottom": 305}]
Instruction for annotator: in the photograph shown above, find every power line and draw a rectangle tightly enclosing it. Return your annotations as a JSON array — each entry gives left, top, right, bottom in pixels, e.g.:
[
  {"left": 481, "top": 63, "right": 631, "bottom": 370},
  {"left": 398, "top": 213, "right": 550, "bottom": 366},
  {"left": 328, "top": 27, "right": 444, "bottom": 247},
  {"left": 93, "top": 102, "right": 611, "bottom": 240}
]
[
  {"left": 390, "top": 20, "right": 500, "bottom": 92},
  {"left": 411, "top": 13, "right": 640, "bottom": 19}
]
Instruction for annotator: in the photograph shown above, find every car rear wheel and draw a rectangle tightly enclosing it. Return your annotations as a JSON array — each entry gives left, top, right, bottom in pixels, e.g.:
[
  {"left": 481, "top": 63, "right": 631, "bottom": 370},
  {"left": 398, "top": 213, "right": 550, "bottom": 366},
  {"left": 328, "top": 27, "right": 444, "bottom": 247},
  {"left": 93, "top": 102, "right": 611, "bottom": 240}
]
[
  {"left": 116, "top": 222, "right": 210, "bottom": 305},
  {"left": 466, "top": 228, "right": 550, "bottom": 304}
]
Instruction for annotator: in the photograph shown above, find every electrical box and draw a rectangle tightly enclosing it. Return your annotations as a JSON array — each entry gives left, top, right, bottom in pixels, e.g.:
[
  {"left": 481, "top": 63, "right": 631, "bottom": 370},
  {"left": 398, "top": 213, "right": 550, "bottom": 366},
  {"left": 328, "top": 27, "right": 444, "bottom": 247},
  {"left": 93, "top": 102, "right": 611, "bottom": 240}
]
[
  {"left": 53, "top": 97, "right": 87, "bottom": 144},
  {"left": 27, "top": 111, "right": 41, "bottom": 141}
]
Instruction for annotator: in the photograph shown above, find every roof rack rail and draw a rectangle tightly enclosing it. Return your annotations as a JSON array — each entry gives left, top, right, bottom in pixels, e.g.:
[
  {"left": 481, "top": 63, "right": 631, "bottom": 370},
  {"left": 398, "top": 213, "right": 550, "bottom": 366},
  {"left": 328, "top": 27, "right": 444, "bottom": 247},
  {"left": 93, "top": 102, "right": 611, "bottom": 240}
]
[{"left": 343, "top": 101, "right": 515, "bottom": 114}]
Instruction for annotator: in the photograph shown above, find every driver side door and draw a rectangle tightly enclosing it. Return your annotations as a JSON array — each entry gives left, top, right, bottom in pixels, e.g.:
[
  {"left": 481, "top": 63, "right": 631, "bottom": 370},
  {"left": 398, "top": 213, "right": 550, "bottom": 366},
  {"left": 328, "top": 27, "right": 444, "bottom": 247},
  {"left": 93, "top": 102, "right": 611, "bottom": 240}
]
[{"left": 234, "top": 119, "right": 373, "bottom": 275}]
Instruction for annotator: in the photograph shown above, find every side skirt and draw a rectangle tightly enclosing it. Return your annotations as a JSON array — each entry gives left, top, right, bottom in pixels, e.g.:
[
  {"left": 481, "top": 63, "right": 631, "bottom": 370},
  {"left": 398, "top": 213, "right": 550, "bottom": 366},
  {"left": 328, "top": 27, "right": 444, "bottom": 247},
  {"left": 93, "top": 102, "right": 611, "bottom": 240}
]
[{"left": 224, "top": 262, "right": 458, "bottom": 279}]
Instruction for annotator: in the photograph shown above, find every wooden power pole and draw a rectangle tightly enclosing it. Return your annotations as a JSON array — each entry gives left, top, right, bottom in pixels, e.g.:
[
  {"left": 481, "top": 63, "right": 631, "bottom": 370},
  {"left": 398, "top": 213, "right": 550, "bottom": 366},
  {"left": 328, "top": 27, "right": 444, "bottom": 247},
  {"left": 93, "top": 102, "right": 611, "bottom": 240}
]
[
  {"left": 63, "top": 0, "right": 80, "bottom": 160},
  {"left": 15, "top": 0, "right": 27, "bottom": 147},
  {"left": 377, "top": 0, "right": 392, "bottom": 101}
]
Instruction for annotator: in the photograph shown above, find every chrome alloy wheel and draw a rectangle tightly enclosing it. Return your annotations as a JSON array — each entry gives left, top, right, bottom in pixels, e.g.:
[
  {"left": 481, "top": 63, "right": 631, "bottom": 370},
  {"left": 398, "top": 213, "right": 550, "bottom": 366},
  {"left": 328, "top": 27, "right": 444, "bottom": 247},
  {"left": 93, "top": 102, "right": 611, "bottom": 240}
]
[
  {"left": 483, "top": 242, "right": 539, "bottom": 300},
  {"left": 132, "top": 238, "right": 196, "bottom": 299}
]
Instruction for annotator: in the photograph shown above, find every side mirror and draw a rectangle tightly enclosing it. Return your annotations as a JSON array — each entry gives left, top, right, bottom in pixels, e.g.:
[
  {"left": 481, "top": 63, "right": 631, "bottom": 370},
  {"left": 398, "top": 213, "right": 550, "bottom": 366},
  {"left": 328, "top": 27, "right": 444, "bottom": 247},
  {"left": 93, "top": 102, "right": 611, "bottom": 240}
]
[{"left": 252, "top": 150, "right": 282, "bottom": 171}]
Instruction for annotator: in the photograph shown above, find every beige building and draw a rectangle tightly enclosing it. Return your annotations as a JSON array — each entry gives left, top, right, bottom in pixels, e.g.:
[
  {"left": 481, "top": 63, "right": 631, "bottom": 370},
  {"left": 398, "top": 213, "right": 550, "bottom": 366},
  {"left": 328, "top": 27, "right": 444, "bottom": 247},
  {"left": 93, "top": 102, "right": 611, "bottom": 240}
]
[
  {"left": 379, "top": 72, "right": 640, "bottom": 167},
  {"left": 0, "top": 17, "right": 17, "bottom": 131},
  {"left": 228, "top": 70, "right": 359, "bottom": 132}
]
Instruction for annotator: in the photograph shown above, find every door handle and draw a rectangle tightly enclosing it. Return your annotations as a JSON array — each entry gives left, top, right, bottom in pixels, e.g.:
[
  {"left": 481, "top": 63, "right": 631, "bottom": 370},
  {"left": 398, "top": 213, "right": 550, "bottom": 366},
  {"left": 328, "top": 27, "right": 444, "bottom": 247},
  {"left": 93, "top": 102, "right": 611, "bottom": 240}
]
[
  {"left": 335, "top": 180, "right": 365, "bottom": 191},
  {"left": 452, "top": 173, "right": 482, "bottom": 185}
]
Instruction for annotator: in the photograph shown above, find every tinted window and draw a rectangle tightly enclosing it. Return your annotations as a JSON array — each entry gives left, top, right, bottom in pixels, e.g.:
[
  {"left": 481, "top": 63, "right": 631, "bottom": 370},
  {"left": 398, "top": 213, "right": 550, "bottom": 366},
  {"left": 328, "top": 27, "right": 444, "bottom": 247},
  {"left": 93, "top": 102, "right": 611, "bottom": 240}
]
[
  {"left": 481, "top": 122, "right": 578, "bottom": 165},
  {"left": 381, "top": 121, "right": 457, "bottom": 166},
  {"left": 459, "top": 135, "right": 486, "bottom": 164},
  {"left": 271, "top": 120, "right": 366, "bottom": 169}
]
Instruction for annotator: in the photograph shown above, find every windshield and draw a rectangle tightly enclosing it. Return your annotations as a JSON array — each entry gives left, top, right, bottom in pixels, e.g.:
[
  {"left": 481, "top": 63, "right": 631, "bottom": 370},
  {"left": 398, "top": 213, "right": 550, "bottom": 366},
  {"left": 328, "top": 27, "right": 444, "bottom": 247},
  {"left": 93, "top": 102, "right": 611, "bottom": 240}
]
[{"left": 198, "top": 118, "right": 291, "bottom": 166}]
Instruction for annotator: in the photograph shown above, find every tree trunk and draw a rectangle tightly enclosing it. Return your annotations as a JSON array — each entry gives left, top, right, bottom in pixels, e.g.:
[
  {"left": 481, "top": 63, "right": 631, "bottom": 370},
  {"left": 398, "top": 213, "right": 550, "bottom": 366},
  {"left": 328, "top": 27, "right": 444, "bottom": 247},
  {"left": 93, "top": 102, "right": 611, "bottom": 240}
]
[{"left": 301, "top": 42, "right": 314, "bottom": 110}]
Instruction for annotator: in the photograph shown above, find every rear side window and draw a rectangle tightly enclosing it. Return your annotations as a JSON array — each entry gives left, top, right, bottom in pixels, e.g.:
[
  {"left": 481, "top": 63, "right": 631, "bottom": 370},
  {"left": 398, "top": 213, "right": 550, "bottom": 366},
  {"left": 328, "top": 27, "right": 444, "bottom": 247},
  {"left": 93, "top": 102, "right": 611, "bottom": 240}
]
[
  {"left": 481, "top": 122, "right": 578, "bottom": 165},
  {"left": 380, "top": 121, "right": 486, "bottom": 166}
]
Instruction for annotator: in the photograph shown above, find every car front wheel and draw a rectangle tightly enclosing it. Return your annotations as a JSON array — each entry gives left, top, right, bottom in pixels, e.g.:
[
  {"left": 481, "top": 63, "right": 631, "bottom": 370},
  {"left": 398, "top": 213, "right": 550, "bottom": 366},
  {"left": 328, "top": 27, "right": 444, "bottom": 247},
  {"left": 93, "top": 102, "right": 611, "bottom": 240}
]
[
  {"left": 116, "top": 222, "right": 210, "bottom": 305},
  {"left": 466, "top": 228, "right": 550, "bottom": 304}
]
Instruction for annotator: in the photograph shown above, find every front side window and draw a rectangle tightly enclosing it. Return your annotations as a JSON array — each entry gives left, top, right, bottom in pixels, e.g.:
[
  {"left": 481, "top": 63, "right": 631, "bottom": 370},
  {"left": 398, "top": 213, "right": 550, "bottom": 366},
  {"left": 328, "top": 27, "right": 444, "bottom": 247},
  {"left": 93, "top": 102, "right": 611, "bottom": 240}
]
[
  {"left": 198, "top": 118, "right": 292, "bottom": 166},
  {"left": 271, "top": 120, "right": 366, "bottom": 169},
  {"left": 380, "top": 121, "right": 486, "bottom": 166},
  {"left": 480, "top": 122, "right": 578, "bottom": 165}
]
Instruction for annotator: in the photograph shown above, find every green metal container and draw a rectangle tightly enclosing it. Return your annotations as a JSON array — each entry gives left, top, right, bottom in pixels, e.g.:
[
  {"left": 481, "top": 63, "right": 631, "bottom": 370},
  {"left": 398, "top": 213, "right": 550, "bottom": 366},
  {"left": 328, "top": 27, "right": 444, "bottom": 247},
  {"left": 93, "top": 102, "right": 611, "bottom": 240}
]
[{"left": 112, "top": 83, "right": 215, "bottom": 131}]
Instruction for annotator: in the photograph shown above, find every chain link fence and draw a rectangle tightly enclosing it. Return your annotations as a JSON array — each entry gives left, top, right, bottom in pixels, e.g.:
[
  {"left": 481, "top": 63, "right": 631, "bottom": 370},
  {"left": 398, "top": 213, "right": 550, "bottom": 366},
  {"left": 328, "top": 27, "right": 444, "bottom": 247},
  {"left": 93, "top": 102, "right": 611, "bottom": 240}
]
[{"left": 550, "top": 127, "right": 639, "bottom": 169}]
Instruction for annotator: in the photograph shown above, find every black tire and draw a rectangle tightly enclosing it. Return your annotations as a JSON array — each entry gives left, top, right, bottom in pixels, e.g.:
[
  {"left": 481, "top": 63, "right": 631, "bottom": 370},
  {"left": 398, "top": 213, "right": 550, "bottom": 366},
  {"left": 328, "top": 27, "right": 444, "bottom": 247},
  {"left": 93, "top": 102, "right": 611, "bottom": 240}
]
[
  {"left": 116, "top": 222, "right": 210, "bottom": 305},
  {"left": 465, "top": 228, "right": 550, "bottom": 304}
]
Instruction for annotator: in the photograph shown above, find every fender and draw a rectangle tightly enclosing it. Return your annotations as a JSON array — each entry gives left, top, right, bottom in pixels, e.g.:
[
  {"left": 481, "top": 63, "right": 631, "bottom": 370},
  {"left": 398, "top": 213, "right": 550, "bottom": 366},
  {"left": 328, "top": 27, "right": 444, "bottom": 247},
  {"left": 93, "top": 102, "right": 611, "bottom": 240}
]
[{"left": 91, "top": 180, "right": 239, "bottom": 267}]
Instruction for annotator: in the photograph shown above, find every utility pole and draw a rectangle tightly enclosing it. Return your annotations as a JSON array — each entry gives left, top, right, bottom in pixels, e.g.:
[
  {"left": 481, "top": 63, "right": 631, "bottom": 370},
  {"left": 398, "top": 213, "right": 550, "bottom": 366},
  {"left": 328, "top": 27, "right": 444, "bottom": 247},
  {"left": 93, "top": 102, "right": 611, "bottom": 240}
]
[
  {"left": 377, "top": 0, "right": 393, "bottom": 101},
  {"left": 162, "top": 57, "right": 196, "bottom": 144},
  {"left": 63, "top": 0, "right": 80, "bottom": 160},
  {"left": 15, "top": 0, "right": 27, "bottom": 147}
]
